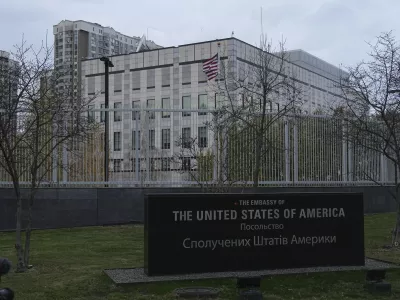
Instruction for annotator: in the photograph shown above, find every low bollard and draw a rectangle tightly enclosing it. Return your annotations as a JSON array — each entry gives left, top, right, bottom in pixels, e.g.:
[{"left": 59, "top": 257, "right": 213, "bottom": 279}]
[
  {"left": 365, "top": 269, "right": 391, "bottom": 294},
  {"left": 174, "top": 287, "right": 220, "bottom": 298},
  {"left": 0, "top": 288, "right": 14, "bottom": 300},
  {"left": 0, "top": 259, "right": 11, "bottom": 278},
  {"left": 238, "top": 289, "right": 263, "bottom": 300},
  {"left": 0, "top": 258, "right": 14, "bottom": 300}
]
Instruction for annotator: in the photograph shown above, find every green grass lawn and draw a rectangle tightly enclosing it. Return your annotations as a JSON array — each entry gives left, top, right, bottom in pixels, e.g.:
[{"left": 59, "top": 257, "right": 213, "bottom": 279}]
[{"left": 0, "top": 213, "right": 399, "bottom": 299}]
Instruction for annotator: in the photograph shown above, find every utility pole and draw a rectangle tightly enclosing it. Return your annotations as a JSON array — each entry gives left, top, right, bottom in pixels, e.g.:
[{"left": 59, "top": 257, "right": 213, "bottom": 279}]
[{"left": 99, "top": 56, "right": 114, "bottom": 184}]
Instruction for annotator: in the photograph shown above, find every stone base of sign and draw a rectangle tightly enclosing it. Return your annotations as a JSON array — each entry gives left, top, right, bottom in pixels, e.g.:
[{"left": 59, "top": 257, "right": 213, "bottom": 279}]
[
  {"left": 174, "top": 287, "right": 220, "bottom": 298},
  {"left": 238, "top": 289, "right": 263, "bottom": 300},
  {"left": 365, "top": 281, "right": 392, "bottom": 294},
  {"left": 103, "top": 258, "right": 399, "bottom": 285}
]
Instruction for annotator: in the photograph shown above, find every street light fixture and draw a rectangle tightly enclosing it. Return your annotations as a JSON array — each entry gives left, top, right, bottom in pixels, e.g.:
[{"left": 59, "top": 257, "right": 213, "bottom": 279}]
[
  {"left": 99, "top": 56, "right": 114, "bottom": 184},
  {"left": 388, "top": 89, "right": 400, "bottom": 94}
]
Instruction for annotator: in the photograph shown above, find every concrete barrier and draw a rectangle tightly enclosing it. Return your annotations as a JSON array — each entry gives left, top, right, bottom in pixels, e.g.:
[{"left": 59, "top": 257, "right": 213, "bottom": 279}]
[{"left": 0, "top": 186, "right": 396, "bottom": 231}]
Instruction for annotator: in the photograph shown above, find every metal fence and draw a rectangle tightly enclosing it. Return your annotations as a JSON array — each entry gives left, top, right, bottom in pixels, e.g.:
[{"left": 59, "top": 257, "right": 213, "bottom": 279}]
[{"left": 0, "top": 108, "right": 394, "bottom": 187}]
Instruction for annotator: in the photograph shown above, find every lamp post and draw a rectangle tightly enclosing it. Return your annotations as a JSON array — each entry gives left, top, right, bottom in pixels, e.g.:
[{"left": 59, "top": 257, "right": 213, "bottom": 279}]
[{"left": 99, "top": 56, "right": 114, "bottom": 184}]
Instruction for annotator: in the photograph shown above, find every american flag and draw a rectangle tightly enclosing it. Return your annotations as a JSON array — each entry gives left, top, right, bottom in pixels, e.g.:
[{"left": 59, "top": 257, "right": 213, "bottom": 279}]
[{"left": 202, "top": 53, "right": 219, "bottom": 81}]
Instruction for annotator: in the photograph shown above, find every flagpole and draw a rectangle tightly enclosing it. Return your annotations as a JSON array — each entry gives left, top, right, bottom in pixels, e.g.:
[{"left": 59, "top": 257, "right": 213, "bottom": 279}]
[{"left": 212, "top": 43, "right": 221, "bottom": 185}]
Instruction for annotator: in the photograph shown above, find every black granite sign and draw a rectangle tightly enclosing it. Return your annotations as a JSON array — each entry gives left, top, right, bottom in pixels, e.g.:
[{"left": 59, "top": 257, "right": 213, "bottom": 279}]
[{"left": 144, "top": 193, "right": 364, "bottom": 276}]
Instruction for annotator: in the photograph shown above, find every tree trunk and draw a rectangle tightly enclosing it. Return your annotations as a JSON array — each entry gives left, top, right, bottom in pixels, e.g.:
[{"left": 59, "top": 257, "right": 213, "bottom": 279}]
[
  {"left": 23, "top": 188, "right": 35, "bottom": 267},
  {"left": 392, "top": 202, "right": 400, "bottom": 247},
  {"left": 14, "top": 183, "right": 26, "bottom": 272},
  {"left": 393, "top": 178, "right": 400, "bottom": 247}
]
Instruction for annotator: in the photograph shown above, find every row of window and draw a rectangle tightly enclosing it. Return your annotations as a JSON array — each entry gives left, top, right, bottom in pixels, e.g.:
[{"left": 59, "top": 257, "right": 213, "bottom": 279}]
[
  {"left": 113, "top": 127, "right": 208, "bottom": 151},
  {"left": 87, "top": 95, "right": 209, "bottom": 122},
  {"left": 113, "top": 157, "right": 192, "bottom": 172},
  {"left": 88, "top": 94, "right": 297, "bottom": 124}
]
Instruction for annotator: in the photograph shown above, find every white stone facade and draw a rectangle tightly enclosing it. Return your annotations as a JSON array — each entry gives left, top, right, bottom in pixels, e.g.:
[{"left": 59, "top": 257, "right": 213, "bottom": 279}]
[{"left": 80, "top": 38, "right": 347, "bottom": 181}]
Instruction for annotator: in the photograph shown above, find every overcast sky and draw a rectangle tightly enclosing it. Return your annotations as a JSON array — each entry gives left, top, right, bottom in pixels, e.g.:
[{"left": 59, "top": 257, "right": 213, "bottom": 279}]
[{"left": 0, "top": 0, "right": 398, "bottom": 68}]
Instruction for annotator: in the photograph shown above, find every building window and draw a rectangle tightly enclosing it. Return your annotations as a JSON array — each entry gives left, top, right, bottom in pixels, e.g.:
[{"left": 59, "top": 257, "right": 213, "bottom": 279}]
[
  {"left": 161, "top": 158, "right": 170, "bottom": 171},
  {"left": 113, "top": 159, "right": 122, "bottom": 172},
  {"left": 239, "top": 94, "right": 244, "bottom": 107},
  {"left": 198, "top": 94, "right": 207, "bottom": 115},
  {"left": 182, "top": 127, "right": 191, "bottom": 149},
  {"left": 147, "top": 99, "right": 155, "bottom": 119},
  {"left": 88, "top": 105, "right": 95, "bottom": 123},
  {"left": 149, "top": 158, "right": 156, "bottom": 172},
  {"left": 114, "top": 102, "right": 122, "bottom": 121},
  {"left": 162, "top": 97, "right": 170, "bottom": 118},
  {"left": 182, "top": 65, "right": 191, "bottom": 84},
  {"left": 182, "top": 157, "right": 191, "bottom": 171},
  {"left": 100, "top": 104, "right": 105, "bottom": 122},
  {"left": 147, "top": 69, "right": 155, "bottom": 89},
  {"left": 182, "top": 95, "right": 191, "bottom": 117},
  {"left": 149, "top": 130, "right": 155, "bottom": 149},
  {"left": 198, "top": 127, "right": 208, "bottom": 148},
  {"left": 131, "top": 158, "right": 140, "bottom": 172},
  {"left": 132, "top": 130, "right": 141, "bottom": 150},
  {"left": 114, "top": 132, "right": 121, "bottom": 151},
  {"left": 132, "top": 100, "right": 140, "bottom": 120},
  {"left": 215, "top": 93, "right": 224, "bottom": 109},
  {"left": 161, "top": 129, "right": 171, "bottom": 149}
]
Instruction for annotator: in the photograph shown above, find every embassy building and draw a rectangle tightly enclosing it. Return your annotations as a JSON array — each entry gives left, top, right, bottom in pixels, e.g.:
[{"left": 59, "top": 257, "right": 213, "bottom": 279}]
[{"left": 80, "top": 37, "right": 347, "bottom": 183}]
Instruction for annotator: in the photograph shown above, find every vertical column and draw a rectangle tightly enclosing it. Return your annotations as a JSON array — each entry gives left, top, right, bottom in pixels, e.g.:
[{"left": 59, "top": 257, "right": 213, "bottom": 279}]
[
  {"left": 284, "top": 119, "right": 290, "bottom": 182},
  {"left": 380, "top": 153, "right": 387, "bottom": 183},
  {"left": 135, "top": 115, "right": 140, "bottom": 182},
  {"left": 222, "top": 126, "right": 228, "bottom": 183},
  {"left": 341, "top": 120, "right": 348, "bottom": 181},
  {"left": 62, "top": 120, "right": 68, "bottom": 183},
  {"left": 293, "top": 122, "right": 298, "bottom": 182},
  {"left": 52, "top": 121, "right": 58, "bottom": 183},
  {"left": 212, "top": 116, "right": 218, "bottom": 183},
  {"left": 348, "top": 141, "right": 354, "bottom": 182},
  {"left": 146, "top": 115, "right": 150, "bottom": 184}
]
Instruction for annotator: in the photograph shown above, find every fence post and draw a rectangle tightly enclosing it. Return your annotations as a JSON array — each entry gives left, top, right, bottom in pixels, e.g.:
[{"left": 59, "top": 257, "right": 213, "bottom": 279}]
[
  {"left": 212, "top": 115, "right": 218, "bottom": 184},
  {"left": 221, "top": 126, "right": 228, "bottom": 183},
  {"left": 52, "top": 121, "right": 58, "bottom": 183},
  {"left": 348, "top": 140, "right": 354, "bottom": 182},
  {"left": 146, "top": 113, "right": 150, "bottom": 185},
  {"left": 341, "top": 119, "right": 348, "bottom": 181},
  {"left": 62, "top": 120, "right": 68, "bottom": 183},
  {"left": 380, "top": 153, "right": 387, "bottom": 183},
  {"left": 284, "top": 118, "right": 290, "bottom": 182},
  {"left": 135, "top": 112, "right": 140, "bottom": 182},
  {"left": 293, "top": 120, "right": 298, "bottom": 183}
]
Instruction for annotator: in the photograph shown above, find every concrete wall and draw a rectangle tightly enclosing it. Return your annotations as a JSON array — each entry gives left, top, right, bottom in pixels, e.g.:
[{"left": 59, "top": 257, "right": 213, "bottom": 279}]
[{"left": 0, "top": 186, "right": 396, "bottom": 231}]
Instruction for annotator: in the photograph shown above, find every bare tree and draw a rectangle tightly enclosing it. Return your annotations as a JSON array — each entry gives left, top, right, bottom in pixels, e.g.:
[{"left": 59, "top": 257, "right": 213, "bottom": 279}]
[
  {"left": 215, "top": 36, "right": 303, "bottom": 187},
  {"left": 338, "top": 31, "right": 400, "bottom": 246},
  {"left": 0, "top": 37, "right": 96, "bottom": 272},
  {"left": 173, "top": 121, "right": 234, "bottom": 192}
]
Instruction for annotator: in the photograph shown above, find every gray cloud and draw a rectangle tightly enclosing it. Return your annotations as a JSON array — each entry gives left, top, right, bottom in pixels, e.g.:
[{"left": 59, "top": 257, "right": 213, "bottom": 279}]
[{"left": 0, "top": 0, "right": 399, "bottom": 68}]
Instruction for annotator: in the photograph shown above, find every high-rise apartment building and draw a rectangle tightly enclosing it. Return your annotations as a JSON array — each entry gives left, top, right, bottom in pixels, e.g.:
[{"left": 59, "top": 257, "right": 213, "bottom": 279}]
[
  {"left": 53, "top": 20, "right": 162, "bottom": 100},
  {"left": 0, "top": 50, "right": 18, "bottom": 113},
  {"left": 0, "top": 50, "right": 19, "bottom": 182}
]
